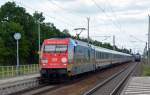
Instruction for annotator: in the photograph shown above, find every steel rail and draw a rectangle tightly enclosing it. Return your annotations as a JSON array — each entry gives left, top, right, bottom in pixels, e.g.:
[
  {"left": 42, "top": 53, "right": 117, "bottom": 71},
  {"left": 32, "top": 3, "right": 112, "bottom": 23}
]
[
  {"left": 20, "top": 85, "right": 58, "bottom": 95},
  {"left": 110, "top": 63, "right": 138, "bottom": 95},
  {"left": 83, "top": 62, "right": 137, "bottom": 95}
]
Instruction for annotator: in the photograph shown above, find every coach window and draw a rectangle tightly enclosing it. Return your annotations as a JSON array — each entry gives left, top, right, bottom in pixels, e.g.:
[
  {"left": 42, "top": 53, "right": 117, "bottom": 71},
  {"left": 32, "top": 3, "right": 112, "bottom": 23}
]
[
  {"left": 99, "top": 52, "right": 101, "bottom": 59},
  {"left": 96, "top": 52, "right": 97, "bottom": 59},
  {"left": 98, "top": 52, "right": 99, "bottom": 59},
  {"left": 91, "top": 49, "right": 94, "bottom": 60},
  {"left": 100, "top": 52, "right": 102, "bottom": 59},
  {"left": 101, "top": 52, "right": 103, "bottom": 59},
  {"left": 83, "top": 47, "right": 86, "bottom": 62},
  {"left": 103, "top": 52, "right": 105, "bottom": 59},
  {"left": 97, "top": 52, "right": 98, "bottom": 59},
  {"left": 104, "top": 53, "right": 106, "bottom": 59},
  {"left": 106, "top": 53, "right": 108, "bottom": 59},
  {"left": 113, "top": 54, "right": 115, "bottom": 58},
  {"left": 103, "top": 53, "right": 105, "bottom": 59},
  {"left": 105, "top": 53, "right": 107, "bottom": 59},
  {"left": 108, "top": 53, "right": 110, "bottom": 59}
]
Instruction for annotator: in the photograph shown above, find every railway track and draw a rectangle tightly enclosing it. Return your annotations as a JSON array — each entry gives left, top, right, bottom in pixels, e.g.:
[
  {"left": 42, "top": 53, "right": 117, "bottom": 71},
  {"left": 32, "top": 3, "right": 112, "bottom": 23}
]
[
  {"left": 22, "top": 62, "right": 131, "bottom": 95},
  {"left": 18, "top": 85, "right": 59, "bottom": 95},
  {"left": 13, "top": 62, "right": 140, "bottom": 95},
  {"left": 15, "top": 73, "right": 92, "bottom": 95},
  {"left": 83, "top": 62, "right": 138, "bottom": 95}
]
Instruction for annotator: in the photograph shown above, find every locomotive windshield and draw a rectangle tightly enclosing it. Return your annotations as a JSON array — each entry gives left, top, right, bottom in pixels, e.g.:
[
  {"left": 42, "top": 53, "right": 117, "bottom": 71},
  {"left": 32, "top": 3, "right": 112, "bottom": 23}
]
[{"left": 44, "top": 45, "right": 67, "bottom": 53}]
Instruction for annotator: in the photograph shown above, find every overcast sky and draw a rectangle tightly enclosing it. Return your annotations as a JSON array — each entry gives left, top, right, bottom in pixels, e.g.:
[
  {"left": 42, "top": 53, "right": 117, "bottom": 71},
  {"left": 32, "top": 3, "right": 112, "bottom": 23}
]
[{"left": 0, "top": 0, "right": 149, "bottom": 54}]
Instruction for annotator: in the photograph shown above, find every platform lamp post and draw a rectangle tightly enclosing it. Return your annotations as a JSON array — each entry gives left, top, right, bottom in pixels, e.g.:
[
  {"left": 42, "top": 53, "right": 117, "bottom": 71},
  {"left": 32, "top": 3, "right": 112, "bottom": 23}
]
[
  {"left": 14, "top": 33, "right": 21, "bottom": 75},
  {"left": 148, "top": 15, "right": 150, "bottom": 64}
]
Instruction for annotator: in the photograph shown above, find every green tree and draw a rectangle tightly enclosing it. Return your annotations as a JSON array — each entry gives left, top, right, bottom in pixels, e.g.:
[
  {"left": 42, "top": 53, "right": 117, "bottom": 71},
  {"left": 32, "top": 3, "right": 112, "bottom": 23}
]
[
  {"left": 0, "top": 21, "right": 30, "bottom": 65},
  {"left": 0, "top": 2, "right": 38, "bottom": 65},
  {"left": 0, "top": 2, "right": 70, "bottom": 65},
  {"left": 0, "top": 2, "right": 131, "bottom": 66}
]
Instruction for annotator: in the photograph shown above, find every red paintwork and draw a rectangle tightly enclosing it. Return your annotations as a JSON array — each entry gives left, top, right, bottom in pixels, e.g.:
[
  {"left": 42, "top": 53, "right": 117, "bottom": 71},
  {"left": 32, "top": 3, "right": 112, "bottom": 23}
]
[
  {"left": 44, "top": 38, "right": 69, "bottom": 45},
  {"left": 41, "top": 53, "right": 68, "bottom": 68},
  {"left": 40, "top": 38, "right": 70, "bottom": 69}
]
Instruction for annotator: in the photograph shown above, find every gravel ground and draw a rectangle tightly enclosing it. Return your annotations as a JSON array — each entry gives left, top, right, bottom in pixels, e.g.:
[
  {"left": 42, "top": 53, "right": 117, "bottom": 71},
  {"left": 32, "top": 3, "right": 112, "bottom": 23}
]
[
  {"left": 90, "top": 62, "right": 136, "bottom": 95},
  {"left": 38, "top": 62, "right": 131, "bottom": 95}
]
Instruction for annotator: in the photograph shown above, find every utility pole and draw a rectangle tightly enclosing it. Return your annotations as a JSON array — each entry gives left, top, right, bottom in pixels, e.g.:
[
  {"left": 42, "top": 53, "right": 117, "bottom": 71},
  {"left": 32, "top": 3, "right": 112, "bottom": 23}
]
[
  {"left": 145, "top": 42, "right": 148, "bottom": 64},
  {"left": 87, "top": 17, "right": 90, "bottom": 62},
  {"left": 38, "top": 20, "right": 41, "bottom": 64},
  {"left": 148, "top": 15, "right": 150, "bottom": 64},
  {"left": 38, "top": 21, "right": 40, "bottom": 52},
  {"left": 87, "top": 17, "right": 90, "bottom": 46},
  {"left": 113, "top": 35, "right": 115, "bottom": 50}
]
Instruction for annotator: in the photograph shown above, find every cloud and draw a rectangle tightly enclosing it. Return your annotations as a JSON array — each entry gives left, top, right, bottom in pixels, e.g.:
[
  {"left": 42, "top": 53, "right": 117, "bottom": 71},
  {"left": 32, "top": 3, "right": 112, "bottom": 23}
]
[{"left": 0, "top": 0, "right": 148, "bottom": 53}]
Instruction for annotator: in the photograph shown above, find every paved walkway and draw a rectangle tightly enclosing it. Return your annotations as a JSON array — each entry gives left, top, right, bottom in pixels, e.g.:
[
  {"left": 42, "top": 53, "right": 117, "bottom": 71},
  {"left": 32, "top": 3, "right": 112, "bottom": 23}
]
[{"left": 121, "top": 77, "right": 150, "bottom": 95}]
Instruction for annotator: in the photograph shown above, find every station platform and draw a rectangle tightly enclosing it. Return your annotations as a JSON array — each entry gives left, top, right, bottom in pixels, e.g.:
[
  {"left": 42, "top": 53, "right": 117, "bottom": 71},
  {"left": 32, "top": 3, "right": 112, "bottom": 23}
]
[
  {"left": 121, "top": 77, "right": 150, "bottom": 95},
  {"left": 0, "top": 73, "right": 40, "bottom": 95},
  {"left": 0, "top": 73, "right": 40, "bottom": 85}
]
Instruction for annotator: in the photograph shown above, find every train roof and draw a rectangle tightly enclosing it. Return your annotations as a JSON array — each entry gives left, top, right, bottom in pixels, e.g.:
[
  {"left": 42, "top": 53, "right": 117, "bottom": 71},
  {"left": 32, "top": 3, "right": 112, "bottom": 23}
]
[
  {"left": 74, "top": 39, "right": 131, "bottom": 56},
  {"left": 44, "top": 38, "right": 131, "bottom": 56},
  {"left": 92, "top": 45, "right": 131, "bottom": 56},
  {"left": 75, "top": 40, "right": 89, "bottom": 47}
]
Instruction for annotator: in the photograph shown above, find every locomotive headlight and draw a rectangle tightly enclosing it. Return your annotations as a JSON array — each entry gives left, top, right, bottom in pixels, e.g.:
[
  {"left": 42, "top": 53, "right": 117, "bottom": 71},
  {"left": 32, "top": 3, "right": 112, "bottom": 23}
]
[
  {"left": 41, "top": 59, "right": 48, "bottom": 64},
  {"left": 61, "top": 57, "right": 67, "bottom": 63}
]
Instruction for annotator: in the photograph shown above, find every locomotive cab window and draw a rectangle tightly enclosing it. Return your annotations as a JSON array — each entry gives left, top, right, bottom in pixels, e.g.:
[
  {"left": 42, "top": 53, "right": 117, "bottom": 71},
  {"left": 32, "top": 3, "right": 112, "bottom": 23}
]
[
  {"left": 55, "top": 45, "right": 67, "bottom": 53},
  {"left": 44, "top": 45, "right": 56, "bottom": 53},
  {"left": 44, "top": 45, "right": 67, "bottom": 53}
]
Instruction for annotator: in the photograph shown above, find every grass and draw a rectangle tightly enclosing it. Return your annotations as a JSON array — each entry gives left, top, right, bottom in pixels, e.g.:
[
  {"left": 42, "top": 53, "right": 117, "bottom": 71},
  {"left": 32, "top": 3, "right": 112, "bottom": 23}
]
[
  {"left": 0, "top": 64, "right": 39, "bottom": 79},
  {"left": 143, "top": 65, "right": 150, "bottom": 76}
]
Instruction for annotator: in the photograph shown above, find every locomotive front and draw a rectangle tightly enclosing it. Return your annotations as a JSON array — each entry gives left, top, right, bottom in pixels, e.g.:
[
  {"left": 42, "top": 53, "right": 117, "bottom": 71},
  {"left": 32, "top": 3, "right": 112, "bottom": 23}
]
[{"left": 40, "top": 38, "right": 74, "bottom": 79}]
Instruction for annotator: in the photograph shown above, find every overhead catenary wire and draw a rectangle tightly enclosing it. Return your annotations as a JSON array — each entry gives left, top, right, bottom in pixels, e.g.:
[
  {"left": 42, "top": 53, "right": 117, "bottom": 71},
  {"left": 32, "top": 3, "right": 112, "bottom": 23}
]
[
  {"left": 129, "top": 35, "right": 145, "bottom": 43},
  {"left": 105, "top": 0, "right": 122, "bottom": 29},
  {"left": 48, "top": 0, "right": 145, "bottom": 53},
  {"left": 105, "top": 0, "right": 144, "bottom": 43},
  {"left": 91, "top": 0, "right": 122, "bottom": 33},
  {"left": 91, "top": 0, "right": 145, "bottom": 49},
  {"left": 14, "top": 0, "right": 145, "bottom": 52},
  {"left": 47, "top": 0, "right": 80, "bottom": 15},
  {"left": 47, "top": 0, "right": 86, "bottom": 23},
  {"left": 15, "top": 0, "right": 75, "bottom": 28},
  {"left": 47, "top": 0, "right": 87, "bottom": 27},
  {"left": 105, "top": 0, "right": 146, "bottom": 43}
]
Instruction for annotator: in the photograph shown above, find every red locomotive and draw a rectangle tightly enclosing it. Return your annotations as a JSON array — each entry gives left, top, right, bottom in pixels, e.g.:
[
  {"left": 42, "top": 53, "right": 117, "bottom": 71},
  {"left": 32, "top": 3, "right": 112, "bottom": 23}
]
[{"left": 40, "top": 38, "right": 132, "bottom": 79}]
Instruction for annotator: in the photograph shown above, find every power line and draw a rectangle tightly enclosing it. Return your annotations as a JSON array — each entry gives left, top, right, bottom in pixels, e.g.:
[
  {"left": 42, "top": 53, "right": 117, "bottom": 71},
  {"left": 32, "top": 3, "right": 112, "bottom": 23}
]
[
  {"left": 91, "top": 0, "right": 122, "bottom": 33},
  {"left": 91, "top": 0, "right": 145, "bottom": 46},
  {"left": 104, "top": 0, "right": 146, "bottom": 44},
  {"left": 47, "top": 0, "right": 85, "bottom": 18},
  {"left": 48, "top": 0, "right": 72, "bottom": 14},
  {"left": 15, "top": 0, "right": 75, "bottom": 27},
  {"left": 16, "top": 1, "right": 55, "bottom": 19},
  {"left": 105, "top": 0, "right": 122, "bottom": 29},
  {"left": 47, "top": 0, "right": 87, "bottom": 23},
  {"left": 129, "top": 35, "right": 145, "bottom": 43}
]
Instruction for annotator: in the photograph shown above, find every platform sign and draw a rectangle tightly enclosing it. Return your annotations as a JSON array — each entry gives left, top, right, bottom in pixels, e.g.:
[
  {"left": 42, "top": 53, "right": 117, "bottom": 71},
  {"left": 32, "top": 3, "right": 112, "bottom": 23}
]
[{"left": 14, "top": 33, "right": 21, "bottom": 40}]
